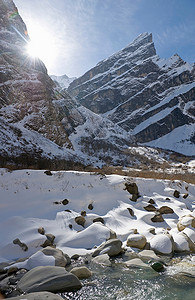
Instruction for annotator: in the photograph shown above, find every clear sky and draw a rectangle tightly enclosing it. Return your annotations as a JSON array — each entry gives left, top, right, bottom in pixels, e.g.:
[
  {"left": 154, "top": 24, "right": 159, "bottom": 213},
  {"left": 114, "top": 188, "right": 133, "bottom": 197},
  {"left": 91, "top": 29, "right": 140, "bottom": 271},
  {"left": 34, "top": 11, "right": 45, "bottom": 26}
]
[{"left": 14, "top": 0, "right": 195, "bottom": 77}]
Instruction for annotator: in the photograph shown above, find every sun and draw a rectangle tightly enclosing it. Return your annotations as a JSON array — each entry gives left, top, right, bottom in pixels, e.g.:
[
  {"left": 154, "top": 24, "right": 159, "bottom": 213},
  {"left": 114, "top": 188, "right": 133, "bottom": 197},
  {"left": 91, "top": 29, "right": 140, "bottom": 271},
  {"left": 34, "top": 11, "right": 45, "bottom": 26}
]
[{"left": 26, "top": 23, "right": 57, "bottom": 69}]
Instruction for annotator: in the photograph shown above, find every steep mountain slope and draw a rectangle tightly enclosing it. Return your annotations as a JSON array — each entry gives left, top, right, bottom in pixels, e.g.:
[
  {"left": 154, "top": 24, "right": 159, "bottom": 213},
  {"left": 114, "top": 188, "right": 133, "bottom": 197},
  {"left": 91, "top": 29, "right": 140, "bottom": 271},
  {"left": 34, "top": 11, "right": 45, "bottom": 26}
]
[
  {"left": 50, "top": 74, "right": 76, "bottom": 90},
  {"left": 68, "top": 33, "right": 195, "bottom": 156},
  {"left": 0, "top": 0, "right": 134, "bottom": 167}
]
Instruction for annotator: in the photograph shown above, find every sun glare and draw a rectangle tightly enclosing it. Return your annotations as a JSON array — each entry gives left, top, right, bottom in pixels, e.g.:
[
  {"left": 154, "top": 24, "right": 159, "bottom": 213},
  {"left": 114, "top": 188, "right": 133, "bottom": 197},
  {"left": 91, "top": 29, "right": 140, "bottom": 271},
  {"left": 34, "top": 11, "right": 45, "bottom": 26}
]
[{"left": 26, "top": 23, "right": 57, "bottom": 68}]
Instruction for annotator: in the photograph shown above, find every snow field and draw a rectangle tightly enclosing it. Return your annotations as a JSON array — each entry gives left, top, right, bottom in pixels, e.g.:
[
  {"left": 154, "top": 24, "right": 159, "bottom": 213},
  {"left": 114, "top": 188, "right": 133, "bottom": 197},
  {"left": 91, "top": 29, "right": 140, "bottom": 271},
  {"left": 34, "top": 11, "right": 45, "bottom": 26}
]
[{"left": 0, "top": 168, "right": 195, "bottom": 262}]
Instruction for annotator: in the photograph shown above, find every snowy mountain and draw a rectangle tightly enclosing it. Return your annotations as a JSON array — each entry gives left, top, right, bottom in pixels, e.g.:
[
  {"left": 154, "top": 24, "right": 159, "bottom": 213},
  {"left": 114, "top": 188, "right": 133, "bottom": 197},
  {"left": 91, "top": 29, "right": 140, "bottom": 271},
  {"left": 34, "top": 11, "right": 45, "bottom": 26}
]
[
  {"left": 68, "top": 33, "right": 195, "bottom": 156},
  {"left": 0, "top": 0, "right": 135, "bottom": 168},
  {"left": 50, "top": 74, "right": 76, "bottom": 90}
]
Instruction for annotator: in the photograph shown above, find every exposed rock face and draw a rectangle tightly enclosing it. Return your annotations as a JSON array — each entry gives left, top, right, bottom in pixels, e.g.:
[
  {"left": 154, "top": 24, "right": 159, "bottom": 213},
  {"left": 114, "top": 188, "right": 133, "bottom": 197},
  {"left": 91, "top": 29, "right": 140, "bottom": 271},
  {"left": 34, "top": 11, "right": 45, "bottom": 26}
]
[
  {"left": 68, "top": 33, "right": 195, "bottom": 155},
  {"left": 0, "top": 1, "right": 73, "bottom": 146},
  {"left": 0, "top": 0, "right": 134, "bottom": 167}
]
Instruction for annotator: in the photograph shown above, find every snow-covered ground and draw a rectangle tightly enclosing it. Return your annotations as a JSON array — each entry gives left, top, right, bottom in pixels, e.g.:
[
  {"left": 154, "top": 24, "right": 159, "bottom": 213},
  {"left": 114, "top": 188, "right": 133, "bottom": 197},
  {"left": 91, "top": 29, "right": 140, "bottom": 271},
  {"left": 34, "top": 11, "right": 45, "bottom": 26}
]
[
  {"left": 0, "top": 169, "right": 195, "bottom": 263},
  {"left": 145, "top": 124, "right": 195, "bottom": 156}
]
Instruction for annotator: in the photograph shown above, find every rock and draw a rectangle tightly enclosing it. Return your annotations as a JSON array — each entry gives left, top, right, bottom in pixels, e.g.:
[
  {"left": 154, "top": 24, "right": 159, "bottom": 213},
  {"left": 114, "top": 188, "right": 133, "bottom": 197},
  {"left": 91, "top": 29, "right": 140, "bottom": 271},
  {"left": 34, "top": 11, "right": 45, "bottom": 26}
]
[
  {"left": 41, "top": 247, "right": 67, "bottom": 267},
  {"left": 148, "top": 199, "right": 155, "bottom": 204},
  {"left": 75, "top": 216, "right": 86, "bottom": 227},
  {"left": 150, "top": 233, "right": 173, "bottom": 255},
  {"left": 64, "top": 254, "right": 71, "bottom": 266},
  {"left": 69, "top": 224, "right": 73, "bottom": 229},
  {"left": 38, "top": 227, "right": 45, "bottom": 235},
  {"left": 92, "top": 239, "right": 122, "bottom": 257},
  {"left": 109, "top": 229, "right": 117, "bottom": 240},
  {"left": 93, "top": 217, "right": 105, "bottom": 224},
  {"left": 88, "top": 203, "right": 94, "bottom": 210},
  {"left": 138, "top": 250, "right": 161, "bottom": 261},
  {"left": 150, "top": 261, "right": 165, "bottom": 272},
  {"left": 81, "top": 211, "right": 86, "bottom": 216},
  {"left": 144, "top": 204, "right": 156, "bottom": 212},
  {"left": 41, "top": 234, "right": 55, "bottom": 248},
  {"left": 148, "top": 228, "right": 156, "bottom": 235},
  {"left": 158, "top": 206, "right": 174, "bottom": 214},
  {"left": 125, "top": 258, "right": 151, "bottom": 269},
  {"left": 91, "top": 254, "right": 111, "bottom": 266},
  {"left": 13, "top": 238, "right": 28, "bottom": 251},
  {"left": 0, "top": 269, "right": 6, "bottom": 275},
  {"left": 124, "top": 182, "right": 140, "bottom": 202},
  {"left": 151, "top": 213, "right": 164, "bottom": 223},
  {"left": 40, "top": 239, "right": 54, "bottom": 248},
  {"left": 45, "top": 234, "right": 55, "bottom": 243},
  {"left": 172, "top": 232, "right": 190, "bottom": 253},
  {"left": 128, "top": 229, "right": 138, "bottom": 234},
  {"left": 0, "top": 277, "right": 11, "bottom": 295},
  {"left": 124, "top": 182, "right": 139, "bottom": 195},
  {"left": 127, "top": 208, "right": 134, "bottom": 216},
  {"left": 177, "top": 215, "right": 195, "bottom": 231},
  {"left": 173, "top": 190, "right": 180, "bottom": 198},
  {"left": 70, "top": 266, "right": 92, "bottom": 279},
  {"left": 183, "top": 193, "right": 189, "bottom": 199},
  {"left": 8, "top": 291, "right": 65, "bottom": 300},
  {"left": 7, "top": 267, "right": 18, "bottom": 275},
  {"left": 44, "top": 170, "right": 53, "bottom": 176},
  {"left": 17, "top": 266, "right": 82, "bottom": 293},
  {"left": 71, "top": 254, "right": 80, "bottom": 260},
  {"left": 131, "top": 194, "right": 139, "bottom": 202},
  {"left": 183, "top": 227, "right": 195, "bottom": 244},
  {"left": 62, "top": 199, "right": 69, "bottom": 205},
  {"left": 126, "top": 234, "right": 147, "bottom": 249},
  {"left": 6, "top": 247, "right": 68, "bottom": 270}
]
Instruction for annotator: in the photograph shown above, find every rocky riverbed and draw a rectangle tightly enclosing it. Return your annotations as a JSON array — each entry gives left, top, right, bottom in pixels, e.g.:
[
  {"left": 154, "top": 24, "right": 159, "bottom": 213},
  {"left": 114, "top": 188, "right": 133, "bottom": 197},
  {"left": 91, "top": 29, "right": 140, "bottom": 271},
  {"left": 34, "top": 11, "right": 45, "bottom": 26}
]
[{"left": 0, "top": 169, "right": 194, "bottom": 299}]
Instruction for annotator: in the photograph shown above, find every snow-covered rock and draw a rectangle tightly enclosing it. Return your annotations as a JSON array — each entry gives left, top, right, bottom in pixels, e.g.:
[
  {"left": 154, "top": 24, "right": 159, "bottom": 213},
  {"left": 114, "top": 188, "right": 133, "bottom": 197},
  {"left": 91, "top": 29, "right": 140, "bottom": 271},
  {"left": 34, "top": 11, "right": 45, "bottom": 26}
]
[
  {"left": 126, "top": 233, "right": 147, "bottom": 249},
  {"left": 68, "top": 33, "right": 195, "bottom": 156},
  {"left": 172, "top": 232, "right": 190, "bottom": 252},
  {"left": 150, "top": 233, "right": 173, "bottom": 255},
  {"left": 50, "top": 74, "right": 76, "bottom": 90},
  {"left": 5, "top": 247, "right": 68, "bottom": 270},
  {"left": 177, "top": 215, "right": 195, "bottom": 231}
]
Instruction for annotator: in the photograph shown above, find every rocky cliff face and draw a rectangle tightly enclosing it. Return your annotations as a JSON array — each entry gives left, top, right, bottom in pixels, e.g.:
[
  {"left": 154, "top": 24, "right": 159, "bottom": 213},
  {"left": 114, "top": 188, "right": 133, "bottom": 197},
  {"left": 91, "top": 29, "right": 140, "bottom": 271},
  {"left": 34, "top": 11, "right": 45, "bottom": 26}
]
[
  {"left": 68, "top": 33, "right": 195, "bottom": 155},
  {"left": 0, "top": 0, "right": 134, "bottom": 167}
]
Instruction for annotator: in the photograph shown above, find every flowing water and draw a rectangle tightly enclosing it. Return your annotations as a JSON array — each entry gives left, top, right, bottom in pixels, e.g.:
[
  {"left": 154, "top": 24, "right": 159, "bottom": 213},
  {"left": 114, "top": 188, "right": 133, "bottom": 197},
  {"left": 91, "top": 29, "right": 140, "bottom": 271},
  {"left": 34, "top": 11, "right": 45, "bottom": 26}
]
[{"left": 62, "top": 255, "right": 195, "bottom": 300}]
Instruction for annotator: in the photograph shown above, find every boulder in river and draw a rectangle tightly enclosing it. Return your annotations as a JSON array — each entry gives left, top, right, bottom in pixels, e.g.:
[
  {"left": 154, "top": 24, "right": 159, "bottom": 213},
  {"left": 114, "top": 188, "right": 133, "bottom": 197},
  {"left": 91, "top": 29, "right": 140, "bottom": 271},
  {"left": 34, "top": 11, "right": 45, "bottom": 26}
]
[
  {"left": 92, "top": 239, "right": 122, "bottom": 257},
  {"left": 126, "top": 234, "right": 147, "bottom": 249},
  {"left": 17, "top": 266, "right": 82, "bottom": 293}
]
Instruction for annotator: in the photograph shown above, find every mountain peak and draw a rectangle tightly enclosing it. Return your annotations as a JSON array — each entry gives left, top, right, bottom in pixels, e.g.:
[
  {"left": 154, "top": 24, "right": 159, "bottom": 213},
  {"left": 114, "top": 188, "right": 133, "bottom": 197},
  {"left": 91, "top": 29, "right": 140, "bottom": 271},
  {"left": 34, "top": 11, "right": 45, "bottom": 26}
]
[
  {"left": 131, "top": 32, "right": 153, "bottom": 45},
  {"left": 123, "top": 32, "right": 155, "bottom": 57}
]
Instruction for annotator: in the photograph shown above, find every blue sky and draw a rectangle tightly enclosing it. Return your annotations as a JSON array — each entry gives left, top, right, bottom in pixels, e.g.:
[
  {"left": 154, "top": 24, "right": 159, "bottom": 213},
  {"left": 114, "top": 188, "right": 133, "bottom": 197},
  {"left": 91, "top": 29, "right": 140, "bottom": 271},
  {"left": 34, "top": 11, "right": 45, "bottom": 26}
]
[{"left": 14, "top": 0, "right": 195, "bottom": 77}]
